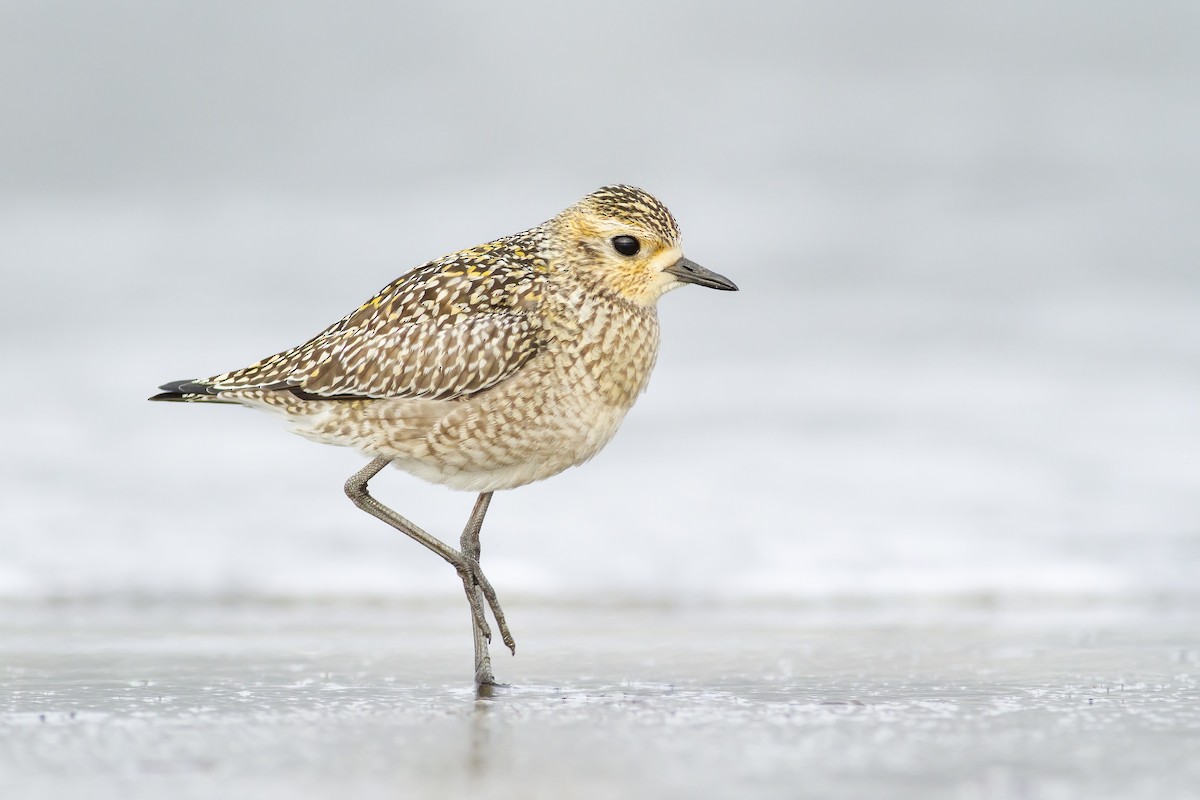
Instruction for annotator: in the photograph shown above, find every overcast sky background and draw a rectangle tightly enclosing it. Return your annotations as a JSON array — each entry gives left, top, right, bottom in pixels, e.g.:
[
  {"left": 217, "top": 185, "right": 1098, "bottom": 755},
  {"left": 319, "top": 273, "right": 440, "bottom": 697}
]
[{"left": 1, "top": 0, "right": 1197, "bottom": 602}]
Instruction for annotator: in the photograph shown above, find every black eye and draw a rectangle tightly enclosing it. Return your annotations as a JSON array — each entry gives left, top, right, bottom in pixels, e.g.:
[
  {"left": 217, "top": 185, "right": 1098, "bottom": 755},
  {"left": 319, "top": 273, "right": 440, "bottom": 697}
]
[{"left": 611, "top": 235, "right": 640, "bottom": 256}]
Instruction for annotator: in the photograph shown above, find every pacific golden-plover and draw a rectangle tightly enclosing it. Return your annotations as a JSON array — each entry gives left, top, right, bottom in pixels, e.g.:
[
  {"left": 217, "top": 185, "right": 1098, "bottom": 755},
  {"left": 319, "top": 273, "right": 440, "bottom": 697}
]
[{"left": 150, "top": 185, "right": 737, "bottom": 686}]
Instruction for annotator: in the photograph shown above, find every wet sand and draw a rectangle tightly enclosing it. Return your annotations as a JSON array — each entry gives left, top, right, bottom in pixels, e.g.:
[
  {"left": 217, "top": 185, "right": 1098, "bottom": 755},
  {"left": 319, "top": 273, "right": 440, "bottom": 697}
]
[{"left": 2, "top": 600, "right": 1197, "bottom": 799}]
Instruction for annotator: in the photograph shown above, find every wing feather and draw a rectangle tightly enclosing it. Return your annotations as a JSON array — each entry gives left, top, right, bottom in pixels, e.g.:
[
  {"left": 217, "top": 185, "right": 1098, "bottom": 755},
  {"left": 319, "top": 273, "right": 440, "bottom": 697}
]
[{"left": 201, "top": 258, "right": 544, "bottom": 401}]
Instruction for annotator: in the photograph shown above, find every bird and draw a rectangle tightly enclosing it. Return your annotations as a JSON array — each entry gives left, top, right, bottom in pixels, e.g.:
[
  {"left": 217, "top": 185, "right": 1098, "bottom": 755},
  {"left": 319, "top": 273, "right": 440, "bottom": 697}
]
[{"left": 150, "top": 185, "right": 738, "bottom": 686}]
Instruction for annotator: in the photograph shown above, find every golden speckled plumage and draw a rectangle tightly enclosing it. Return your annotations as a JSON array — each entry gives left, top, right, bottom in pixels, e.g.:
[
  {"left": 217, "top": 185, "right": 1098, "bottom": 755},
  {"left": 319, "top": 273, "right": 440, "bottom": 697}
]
[{"left": 154, "top": 185, "right": 735, "bottom": 492}]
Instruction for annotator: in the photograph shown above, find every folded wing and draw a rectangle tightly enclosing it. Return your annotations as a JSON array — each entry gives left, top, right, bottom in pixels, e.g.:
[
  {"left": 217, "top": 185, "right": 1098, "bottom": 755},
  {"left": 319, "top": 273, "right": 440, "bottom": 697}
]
[{"left": 187, "top": 262, "right": 544, "bottom": 402}]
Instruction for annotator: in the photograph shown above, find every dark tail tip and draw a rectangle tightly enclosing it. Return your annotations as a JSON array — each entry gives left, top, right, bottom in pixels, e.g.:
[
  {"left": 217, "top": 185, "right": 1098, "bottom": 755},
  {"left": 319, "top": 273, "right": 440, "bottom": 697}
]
[{"left": 148, "top": 379, "right": 218, "bottom": 403}]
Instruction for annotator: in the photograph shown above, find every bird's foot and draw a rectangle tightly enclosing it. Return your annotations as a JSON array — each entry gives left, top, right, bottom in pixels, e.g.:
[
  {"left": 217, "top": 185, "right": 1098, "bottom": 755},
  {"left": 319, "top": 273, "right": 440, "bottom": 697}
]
[
  {"left": 475, "top": 677, "right": 510, "bottom": 697},
  {"left": 459, "top": 557, "right": 516, "bottom": 655}
]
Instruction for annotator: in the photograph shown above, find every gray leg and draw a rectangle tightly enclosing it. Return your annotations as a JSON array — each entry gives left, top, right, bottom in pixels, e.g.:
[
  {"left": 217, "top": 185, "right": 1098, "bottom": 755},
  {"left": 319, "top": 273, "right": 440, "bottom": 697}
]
[
  {"left": 459, "top": 492, "right": 516, "bottom": 686},
  {"left": 344, "top": 457, "right": 515, "bottom": 685}
]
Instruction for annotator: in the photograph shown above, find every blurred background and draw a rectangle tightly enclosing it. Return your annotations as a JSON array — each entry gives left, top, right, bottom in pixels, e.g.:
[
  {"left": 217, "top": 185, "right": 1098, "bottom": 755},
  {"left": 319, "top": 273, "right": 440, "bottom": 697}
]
[{"left": 2, "top": 0, "right": 1197, "bottom": 605}]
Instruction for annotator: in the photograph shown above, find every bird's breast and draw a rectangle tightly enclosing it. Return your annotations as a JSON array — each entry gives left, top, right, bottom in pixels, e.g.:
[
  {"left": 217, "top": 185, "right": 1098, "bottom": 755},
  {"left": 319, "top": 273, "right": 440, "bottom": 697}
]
[{"left": 557, "top": 294, "right": 660, "bottom": 410}]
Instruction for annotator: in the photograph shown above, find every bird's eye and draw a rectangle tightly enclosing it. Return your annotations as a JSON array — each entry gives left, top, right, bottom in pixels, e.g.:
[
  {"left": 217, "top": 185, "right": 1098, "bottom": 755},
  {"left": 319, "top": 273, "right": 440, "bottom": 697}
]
[{"left": 611, "top": 235, "right": 640, "bottom": 256}]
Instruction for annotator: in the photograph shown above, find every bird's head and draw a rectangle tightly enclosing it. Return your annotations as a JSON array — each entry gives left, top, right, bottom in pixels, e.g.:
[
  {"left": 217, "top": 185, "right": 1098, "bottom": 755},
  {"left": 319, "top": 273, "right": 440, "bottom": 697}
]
[{"left": 551, "top": 185, "right": 738, "bottom": 305}]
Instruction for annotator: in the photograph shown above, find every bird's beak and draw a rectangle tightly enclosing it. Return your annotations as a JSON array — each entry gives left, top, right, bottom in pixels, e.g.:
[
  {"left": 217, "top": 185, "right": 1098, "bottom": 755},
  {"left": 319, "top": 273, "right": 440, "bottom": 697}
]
[{"left": 664, "top": 257, "right": 739, "bottom": 291}]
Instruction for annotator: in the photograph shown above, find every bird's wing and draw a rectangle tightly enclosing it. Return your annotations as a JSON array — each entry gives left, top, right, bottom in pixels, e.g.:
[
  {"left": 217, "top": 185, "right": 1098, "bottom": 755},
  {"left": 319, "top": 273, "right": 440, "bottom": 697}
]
[{"left": 201, "top": 261, "right": 545, "bottom": 401}]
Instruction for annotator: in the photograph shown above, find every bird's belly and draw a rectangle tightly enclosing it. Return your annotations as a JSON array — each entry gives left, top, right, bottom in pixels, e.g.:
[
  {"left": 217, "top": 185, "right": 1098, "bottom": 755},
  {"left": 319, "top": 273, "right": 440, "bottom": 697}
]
[
  {"left": 403, "top": 401, "right": 628, "bottom": 492},
  {"left": 286, "top": 356, "right": 641, "bottom": 492},
  {"left": 414, "top": 363, "right": 636, "bottom": 491}
]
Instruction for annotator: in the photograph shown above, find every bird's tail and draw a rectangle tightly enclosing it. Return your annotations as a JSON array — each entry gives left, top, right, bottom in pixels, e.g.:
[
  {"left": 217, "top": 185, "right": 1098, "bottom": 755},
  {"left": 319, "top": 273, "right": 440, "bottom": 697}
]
[{"left": 148, "top": 379, "right": 237, "bottom": 404}]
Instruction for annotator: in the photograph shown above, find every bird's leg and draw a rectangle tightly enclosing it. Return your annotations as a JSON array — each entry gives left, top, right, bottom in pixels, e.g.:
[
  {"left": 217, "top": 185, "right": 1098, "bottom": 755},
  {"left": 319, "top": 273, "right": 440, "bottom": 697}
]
[
  {"left": 460, "top": 492, "right": 516, "bottom": 681},
  {"left": 343, "top": 457, "right": 514, "bottom": 684},
  {"left": 461, "top": 492, "right": 515, "bottom": 652},
  {"left": 461, "top": 492, "right": 495, "bottom": 685}
]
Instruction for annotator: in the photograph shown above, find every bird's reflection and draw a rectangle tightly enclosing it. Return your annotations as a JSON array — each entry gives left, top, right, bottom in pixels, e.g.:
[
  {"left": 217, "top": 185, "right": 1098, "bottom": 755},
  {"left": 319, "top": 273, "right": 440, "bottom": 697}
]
[{"left": 467, "top": 693, "right": 495, "bottom": 780}]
